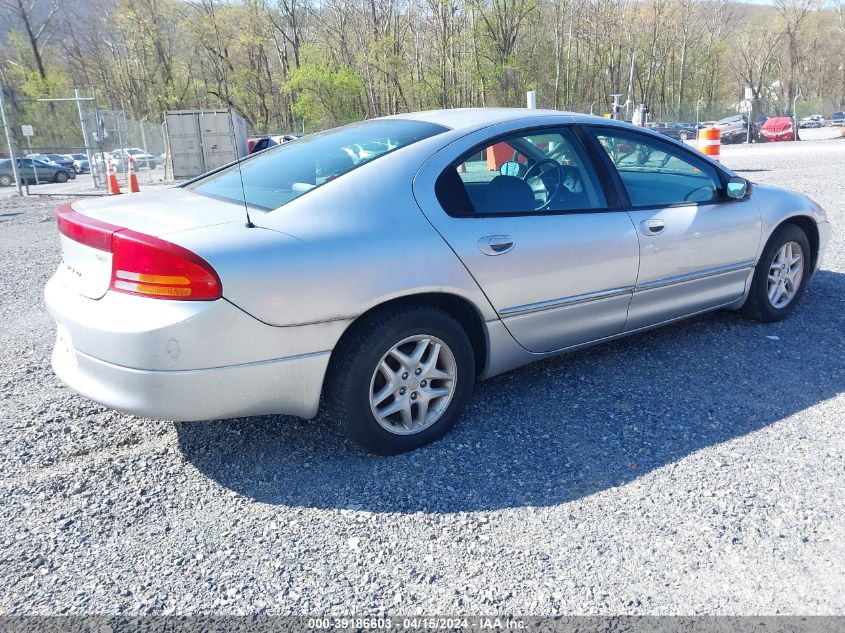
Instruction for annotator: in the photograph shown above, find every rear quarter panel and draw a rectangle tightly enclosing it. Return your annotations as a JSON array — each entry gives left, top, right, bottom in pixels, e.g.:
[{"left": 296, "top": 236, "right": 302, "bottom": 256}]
[{"left": 164, "top": 141, "right": 499, "bottom": 328}]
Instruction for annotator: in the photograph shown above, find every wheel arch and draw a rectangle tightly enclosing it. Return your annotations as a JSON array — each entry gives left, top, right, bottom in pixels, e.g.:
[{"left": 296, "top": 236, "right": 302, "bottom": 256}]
[
  {"left": 776, "top": 215, "right": 820, "bottom": 274},
  {"left": 330, "top": 292, "right": 490, "bottom": 378}
]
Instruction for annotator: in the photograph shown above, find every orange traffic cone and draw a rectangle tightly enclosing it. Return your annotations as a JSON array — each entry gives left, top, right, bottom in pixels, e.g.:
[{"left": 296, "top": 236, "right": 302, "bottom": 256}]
[
  {"left": 127, "top": 155, "right": 140, "bottom": 193},
  {"left": 106, "top": 155, "right": 122, "bottom": 195}
]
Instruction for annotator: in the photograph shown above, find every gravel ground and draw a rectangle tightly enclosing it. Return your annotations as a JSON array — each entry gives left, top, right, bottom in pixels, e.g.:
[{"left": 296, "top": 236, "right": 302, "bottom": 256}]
[{"left": 1, "top": 139, "right": 843, "bottom": 616}]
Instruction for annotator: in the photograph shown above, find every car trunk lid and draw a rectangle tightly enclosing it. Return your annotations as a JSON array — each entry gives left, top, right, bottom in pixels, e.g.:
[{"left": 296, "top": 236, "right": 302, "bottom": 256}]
[
  {"left": 56, "top": 189, "right": 246, "bottom": 300},
  {"left": 69, "top": 188, "right": 251, "bottom": 236}
]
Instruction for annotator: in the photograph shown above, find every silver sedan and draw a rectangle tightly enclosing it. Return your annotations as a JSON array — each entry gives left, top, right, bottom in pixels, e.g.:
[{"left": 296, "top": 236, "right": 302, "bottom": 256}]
[{"left": 46, "top": 109, "right": 831, "bottom": 454}]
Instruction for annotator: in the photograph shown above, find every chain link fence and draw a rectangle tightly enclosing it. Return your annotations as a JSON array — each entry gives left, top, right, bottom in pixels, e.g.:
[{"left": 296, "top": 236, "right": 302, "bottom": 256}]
[{"left": 0, "top": 87, "right": 171, "bottom": 195}]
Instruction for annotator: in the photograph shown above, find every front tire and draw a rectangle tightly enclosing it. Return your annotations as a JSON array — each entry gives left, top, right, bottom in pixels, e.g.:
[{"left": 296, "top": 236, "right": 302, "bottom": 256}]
[
  {"left": 55, "top": 171, "right": 68, "bottom": 183},
  {"left": 0, "top": 174, "right": 12, "bottom": 187},
  {"left": 742, "top": 223, "right": 811, "bottom": 323},
  {"left": 326, "top": 305, "right": 475, "bottom": 455}
]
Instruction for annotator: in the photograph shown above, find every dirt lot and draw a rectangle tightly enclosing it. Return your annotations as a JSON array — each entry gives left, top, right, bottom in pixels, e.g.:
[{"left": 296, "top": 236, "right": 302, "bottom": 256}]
[{"left": 0, "top": 138, "right": 843, "bottom": 615}]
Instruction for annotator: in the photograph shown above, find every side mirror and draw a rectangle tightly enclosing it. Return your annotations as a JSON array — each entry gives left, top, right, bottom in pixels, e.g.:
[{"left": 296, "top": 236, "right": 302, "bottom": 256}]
[
  {"left": 499, "top": 161, "right": 522, "bottom": 177},
  {"left": 726, "top": 176, "right": 749, "bottom": 199}
]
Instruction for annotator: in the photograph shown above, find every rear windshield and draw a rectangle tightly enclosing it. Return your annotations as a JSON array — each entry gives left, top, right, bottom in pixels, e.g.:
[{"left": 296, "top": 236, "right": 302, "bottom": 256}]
[{"left": 187, "top": 119, "right": 448, "bottom": 211}]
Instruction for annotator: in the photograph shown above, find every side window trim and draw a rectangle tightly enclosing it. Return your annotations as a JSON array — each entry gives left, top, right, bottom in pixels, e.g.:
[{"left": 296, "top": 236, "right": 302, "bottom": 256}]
[
  {"left": 436, "top": 124, "right": 615, "bottom": 218},
  {"left": 572, "top": 124, "right": 627, "bottom": 209},
  {"left": 581, "top": 124, "right": 730, "bottom": 210}
]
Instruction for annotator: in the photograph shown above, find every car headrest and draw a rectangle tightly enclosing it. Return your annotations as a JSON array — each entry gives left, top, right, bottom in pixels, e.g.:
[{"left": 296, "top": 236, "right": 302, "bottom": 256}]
[{"left": 484, "top": 175, "right": 536, "bottom": 213}]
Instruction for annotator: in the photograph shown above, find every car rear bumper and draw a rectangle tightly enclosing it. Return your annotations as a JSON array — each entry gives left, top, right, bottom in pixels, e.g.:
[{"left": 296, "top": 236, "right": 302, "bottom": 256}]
[
  {"left": 51, "top": 331, "right": 329, "bottom": 421},
  {"left": 45, "top": 274, "right": 348, "bottom": 420}
]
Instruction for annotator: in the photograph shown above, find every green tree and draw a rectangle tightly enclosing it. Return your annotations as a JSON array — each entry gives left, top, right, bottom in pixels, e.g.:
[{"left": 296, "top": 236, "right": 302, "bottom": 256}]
[{"left": 285, "top": 59, "right": 367, "bottom": 129}]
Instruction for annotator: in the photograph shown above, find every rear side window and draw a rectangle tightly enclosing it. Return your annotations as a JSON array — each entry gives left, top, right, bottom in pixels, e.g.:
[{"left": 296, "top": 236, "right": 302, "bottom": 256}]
[
  {"left": 188, "top": 119, "right": 447, "bottom": 210},
  {"left": 589, "top": 128, "right": 721, "bottom": 207}
]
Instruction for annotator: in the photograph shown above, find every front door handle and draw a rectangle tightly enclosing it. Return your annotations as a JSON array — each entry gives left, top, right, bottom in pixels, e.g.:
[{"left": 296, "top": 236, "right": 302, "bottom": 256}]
[
  {"left": 640, "top": 219, "right": 666, "bottom": 236},
  {"left": 478, "top": 235, "right": 515, "bottom": 256}
]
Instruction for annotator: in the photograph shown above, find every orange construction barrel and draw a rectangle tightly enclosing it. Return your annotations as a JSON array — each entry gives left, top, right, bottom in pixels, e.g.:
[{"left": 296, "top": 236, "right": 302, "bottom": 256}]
[
  {"left": 486, "top": 143, "right": 515, "bottom": 171},
  {"left": 698, "top": 125, "right": 721, "bottom": 162}
]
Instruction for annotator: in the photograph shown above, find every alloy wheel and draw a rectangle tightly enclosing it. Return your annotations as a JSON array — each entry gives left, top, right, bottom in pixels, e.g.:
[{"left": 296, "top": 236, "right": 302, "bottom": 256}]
[
  {"left": 369, "top": 334, "right": 457, "bottom": 435},
  {"left": 767, "top": 241, "right": 804, "bottom": 309}
]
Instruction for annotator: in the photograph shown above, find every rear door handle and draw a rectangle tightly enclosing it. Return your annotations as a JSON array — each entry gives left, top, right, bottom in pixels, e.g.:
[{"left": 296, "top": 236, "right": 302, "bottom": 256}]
[
  {"left": 478, "top": 235, "right": 515, "bottom": 256},
  {"left": 640, "top": 219, "right": 666, "bottom": 236}
]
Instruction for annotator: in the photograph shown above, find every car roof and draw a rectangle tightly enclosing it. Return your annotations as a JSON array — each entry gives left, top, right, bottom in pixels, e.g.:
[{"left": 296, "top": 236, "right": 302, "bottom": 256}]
[{"left": 383, "top": 108, "right": 607, "bottom": 131}]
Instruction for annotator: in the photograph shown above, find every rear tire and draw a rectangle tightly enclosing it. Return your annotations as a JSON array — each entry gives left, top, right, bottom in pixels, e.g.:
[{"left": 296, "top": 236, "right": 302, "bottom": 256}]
[
  {"left": 326, "top": 305, "right": 475, "bottom": 455},
  {"left": 0, "top": 174, "right": 12, "bottom": 187},
  {"left": 741, "top": 223, "right": 811, "bottom": 323}
]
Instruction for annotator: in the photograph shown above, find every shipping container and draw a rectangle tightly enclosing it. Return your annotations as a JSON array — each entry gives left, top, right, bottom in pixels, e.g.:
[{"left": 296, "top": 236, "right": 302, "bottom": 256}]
[{"left": 164, "top": 110, "right": 248, "bottom": 179}]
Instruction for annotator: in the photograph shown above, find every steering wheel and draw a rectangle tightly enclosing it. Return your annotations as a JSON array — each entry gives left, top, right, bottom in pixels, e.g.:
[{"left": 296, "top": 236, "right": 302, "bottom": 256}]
[{"left": 522, "top": 159, "right": 563, "bottom": 210}]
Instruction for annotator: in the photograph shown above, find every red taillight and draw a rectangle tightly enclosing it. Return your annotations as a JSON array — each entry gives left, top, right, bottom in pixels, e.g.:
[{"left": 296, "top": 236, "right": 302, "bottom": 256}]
[
  {"left": 56, "top": 202, "right": 120, "bottom": 251},
  {"left": 56, "top": 202, "right": 222, "bottom": 301},
  {"left": 110, "top": 230, "right": 222, "bottom": 300}
]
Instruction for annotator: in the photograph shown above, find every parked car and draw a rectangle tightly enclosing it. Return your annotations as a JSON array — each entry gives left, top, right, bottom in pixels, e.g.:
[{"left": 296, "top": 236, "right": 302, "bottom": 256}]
[
  {"left": 799, "top": 115, "right": 824, "bottom": 129},
  {"left": 0, "top": 157, "right": 75, "bottom": 186},
  {"left": 115, "top": 148, "right": 157, "bottom": 169},
  {"left": 25, "top": 154, "right": 76, "bottom": 181},
  {"left": 27, "top": 153, "right": 61, "bottom": 167},
  {"left": 247, "top": 136, "right": 265, "bottom": 153},
  {"left": 36, "top": 156, "right": 76, "bottom": 180},
  {"left": 830, "top": 112, "right": 845, "bottom": 127},
  {"left": 249, "top": 134, "right": 301, "bottom": 154},
  {"left": 760, "top": 117, "right": 796, "bottom": 142},
  {"left": 651, "top": 122, "right": 698, "bottom": 141},
  {"left": 28, "top": 153, "right": 76, "bottom": 171},
  {"left": 64, "top": 153, "right": 91, "bottom": 174},
  {"left": 41, "top": 153, "right": 77, "bottom": 171},
  {"left": 715, "top": 114, "right": 759, "bottom": 143},
  {"left": 45, "top": 109, "right": 830, "bottom": 454}
]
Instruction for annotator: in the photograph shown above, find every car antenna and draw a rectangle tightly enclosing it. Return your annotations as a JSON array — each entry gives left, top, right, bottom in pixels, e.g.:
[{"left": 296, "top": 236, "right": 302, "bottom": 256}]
[
  {"left": 233, "top": 124, "right": 254, "bottom": 229},
  {"left": 207, "top": 0, "right": 254, "bottom": 228}
]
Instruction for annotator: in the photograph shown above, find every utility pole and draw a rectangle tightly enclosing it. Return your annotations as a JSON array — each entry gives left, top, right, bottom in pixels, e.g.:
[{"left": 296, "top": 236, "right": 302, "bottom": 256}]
[
  {"left": 745, "top": 86, "right": 754, "bottom": 145},
  {"left": 0, "top": 84, "right": 22, "bottom": 196},
  {"left": 626, "top": 51, "right": 637, "bottom": 119},
  {"left": 793, "top": 93, "right": 803, "bottom": 141}
]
